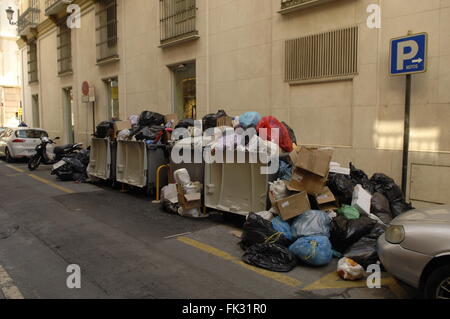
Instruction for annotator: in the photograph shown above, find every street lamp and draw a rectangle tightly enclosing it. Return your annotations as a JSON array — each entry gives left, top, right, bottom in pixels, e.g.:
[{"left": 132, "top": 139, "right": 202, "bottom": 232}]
[{"left": 5, "top": 6, "right": 17, "bottom": 25}]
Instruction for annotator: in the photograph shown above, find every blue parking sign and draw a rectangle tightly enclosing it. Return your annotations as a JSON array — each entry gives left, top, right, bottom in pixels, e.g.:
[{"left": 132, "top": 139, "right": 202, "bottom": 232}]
[{"left": 390, "top": 33, "right": 428, "bottom": 75}]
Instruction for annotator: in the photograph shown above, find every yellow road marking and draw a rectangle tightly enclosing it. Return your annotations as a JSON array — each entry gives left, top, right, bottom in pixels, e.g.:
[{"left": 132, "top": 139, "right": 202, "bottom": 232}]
[
  {"left": 0, "top": 265, "right": 24, "bottom": 299},
  {"left": 5, "top": 165, "right": 25, "bottom": 173},
  {"left": 5, "top": 164, "right": 75, "bottom": 194},
  {"left": 302, "top": 271, "right": 408, "bottom": 299},
  {"left": 6, "top": 173, "right": 22, "bottom": 177},
  {"left": 28, "top": 174, "right": 75, "bottom": 194},
  {"left": 177, "top": 236, "right": 302, "bottom": 287}
]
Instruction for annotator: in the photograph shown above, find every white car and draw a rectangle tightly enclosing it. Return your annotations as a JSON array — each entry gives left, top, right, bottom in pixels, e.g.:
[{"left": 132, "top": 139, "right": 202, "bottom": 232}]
[{"left": 0, "top": 128, "right": 49, "bottom": 162}]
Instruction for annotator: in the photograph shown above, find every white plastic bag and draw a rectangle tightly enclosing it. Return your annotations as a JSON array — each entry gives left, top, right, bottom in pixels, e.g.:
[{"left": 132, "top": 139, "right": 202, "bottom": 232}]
[
  {"left": 161, "top": 184, "right": 178, "bottom": 203},
  {"left": 269, "top": 179, "right": 288, "bottom": 201},
  {"left": 337, "top": 257, "right": 365, "bottom": 281},
  {"left": 178, "top": 207, "right": 201, "bottom": 218}
]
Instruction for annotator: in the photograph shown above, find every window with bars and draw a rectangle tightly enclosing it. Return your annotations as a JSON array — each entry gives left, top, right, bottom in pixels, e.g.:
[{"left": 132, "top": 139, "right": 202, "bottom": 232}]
[
  {"left": 285, "top": 26, "right": 358, "bottom": 83},
  {"left": 57, "top": 21, "right": 72, "bottom": 74},
  {"left": 96, "top": 0, "right": 118, "bottom": 62},
  {"left": 28, "top": 42, "right": 38, "bottom": 83},
  {"left": 160, "top": 0, "right": 198, "bottom": 47},
  {"left": 280, "top": 0, "right": 337, "bottom": 14}
]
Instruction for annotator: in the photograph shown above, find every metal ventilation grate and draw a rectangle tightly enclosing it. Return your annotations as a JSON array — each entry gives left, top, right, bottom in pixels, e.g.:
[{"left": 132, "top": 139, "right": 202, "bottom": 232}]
[{"left": 285, "top": 26, "right": 358, "bottom": 83}]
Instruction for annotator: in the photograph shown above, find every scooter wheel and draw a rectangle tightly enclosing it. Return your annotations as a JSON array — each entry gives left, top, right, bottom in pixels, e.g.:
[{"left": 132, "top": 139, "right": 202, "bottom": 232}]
[{"left": 28, "top": 156, "right": 41, "bottom": 171}]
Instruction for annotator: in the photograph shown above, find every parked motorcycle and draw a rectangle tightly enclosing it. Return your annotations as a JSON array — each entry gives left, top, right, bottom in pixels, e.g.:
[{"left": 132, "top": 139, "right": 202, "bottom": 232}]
[{"left": 28, "top": 136, "right": 83, "bottom": 171}]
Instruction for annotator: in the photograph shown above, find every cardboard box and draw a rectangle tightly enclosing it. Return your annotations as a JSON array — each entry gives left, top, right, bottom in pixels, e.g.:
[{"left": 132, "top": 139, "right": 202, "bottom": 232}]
[
  {"left": 114, "top": 120, "right": 131, "bottom": 133},
  {"left": 289, "top": 146, "right": 333, "bottom": 177},
  {"left": 329, "top": 166, "right": 351, "bottom": 175},
  {"left": 288, "top": 167, "right": 328, "bottom": 196},
  {"left": 165, "top": 114, "right": 179, "bottom": 127},
  {"left": 270, "top": 189, "right": 311, "bottom": 221},
  {"left": 351, "top": 184, "right": 372, "bottom": 215},
  {"left": 217, "top": 116, "right": 233, "bottom": 127},
  {"left": 315, "top": 187, "right": 339, "bottom": 211},
  {"left": 176, "top": 183, "right": 202, "bottom": 210}
]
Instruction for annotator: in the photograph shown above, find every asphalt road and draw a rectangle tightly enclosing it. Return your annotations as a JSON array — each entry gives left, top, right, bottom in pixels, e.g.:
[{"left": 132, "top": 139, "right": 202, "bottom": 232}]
[{"left": 0, "top": 160, "right": 419, "bottom": 299}]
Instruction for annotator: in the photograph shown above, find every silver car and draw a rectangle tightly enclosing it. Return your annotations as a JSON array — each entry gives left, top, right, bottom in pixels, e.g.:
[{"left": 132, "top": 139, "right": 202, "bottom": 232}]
[
  {"left": 0, "top": 127, "right": 48, "bottom": 162},
  {"left": 378, "top": 205, "right": 450, "bottom": 299}
]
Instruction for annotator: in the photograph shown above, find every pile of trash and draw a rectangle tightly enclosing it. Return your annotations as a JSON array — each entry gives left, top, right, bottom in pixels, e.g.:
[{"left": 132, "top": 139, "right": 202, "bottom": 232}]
[
  {"left": 94, "top": 111, "right": 174, "bottom": 145},
  {"left": 166, "top": 110, "right": 296, "bottom": 155},
  {"left": 52, "top": 149, "right": 90, "bottom": 182},
  {"left": 239, "top": 146, "right": 413, "bottom": 279}
]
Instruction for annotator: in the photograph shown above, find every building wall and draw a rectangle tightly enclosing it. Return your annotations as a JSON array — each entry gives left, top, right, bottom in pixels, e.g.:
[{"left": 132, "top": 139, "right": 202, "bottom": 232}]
[
  {"left": 19, "top": 0, "right": 450, "bottom": 205},
  {"left": 0, "top": 0, "right": 21, "bottom": 127}
]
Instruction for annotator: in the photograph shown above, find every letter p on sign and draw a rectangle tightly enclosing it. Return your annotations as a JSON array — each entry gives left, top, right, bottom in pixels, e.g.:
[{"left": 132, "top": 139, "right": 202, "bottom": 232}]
[{"left": 390, "top": 33, "right": 427, "bottom": 76}]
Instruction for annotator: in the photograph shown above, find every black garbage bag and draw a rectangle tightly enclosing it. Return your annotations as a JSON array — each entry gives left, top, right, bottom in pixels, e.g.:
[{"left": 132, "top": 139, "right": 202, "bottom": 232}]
[
  {"left": 175, "top": 118, "right": 195, "bottom": 129},
  {"left": 162, "top": 199, "right": 179, "bottom": 215},
  {"left": 240, "top": 213, "right": 292, "bottom": 250},
  {"left": 350, "top": 163, "right": 374, "bottom": 193},
  {"left": 95, "top": 121, "right": 114, "bottom": 138},
  {"left": 370, "top": 173, "right": 413, "bottom": 217},
  {"left": 344, "top": 224, "right": 386, "bottom": 268},
  {"left": 327, "top": 173, "right": 354, "bottom": 205},
  {"left": 282, "top": 121, "right": 297, "bottom": 146},
  {"left": 371, "top": 192, "right": 393, "bottom": 224},
  {"left": 330, "top": 215, "right": 377, "bottom": 254},
  {"left": 242, "top": 243, "right": 297, "bottom": 272},
  {"left": 203, "top": 110, "right": 228, "bottom": 130},
  {"left": 138, "top": 111, "right": 165, "bottom": 127},
  {"left": 134, "top": 126, "right": 164, "bottom": 141},
  {"left": 64, "top": 157, "right": 85, "bottom": 173}
]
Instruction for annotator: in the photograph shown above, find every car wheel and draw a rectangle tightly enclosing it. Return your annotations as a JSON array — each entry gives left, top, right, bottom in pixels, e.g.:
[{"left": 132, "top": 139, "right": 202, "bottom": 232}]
[
  {"left": 5, "top": 148, "right": 13, "bottom": 163},
  {"left": 424, "top": 265, "right": 450, "bottom": 299}
]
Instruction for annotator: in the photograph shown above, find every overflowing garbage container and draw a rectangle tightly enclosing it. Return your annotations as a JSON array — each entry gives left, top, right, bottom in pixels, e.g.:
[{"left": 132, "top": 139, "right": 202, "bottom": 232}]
[{"left": 116, "top": 140, "right": 168, "bottom": 194}]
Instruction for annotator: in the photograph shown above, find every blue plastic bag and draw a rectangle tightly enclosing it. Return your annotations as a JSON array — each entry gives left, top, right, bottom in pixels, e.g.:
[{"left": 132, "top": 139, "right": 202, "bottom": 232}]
[
  {"left": 289, "top": 236, "right": 333, "bottom": 266},
  {"left": 291, "top": 210, "right": 331, "bottom": 239},
  {"left": 278, "top": 160, "right": 292, "bottom": 181},
  {"left": 272, "top": 216, "right": 294, "bottom": 241},
  {"left": 239, "top": 112, "right": 262, "bottom": 129}
]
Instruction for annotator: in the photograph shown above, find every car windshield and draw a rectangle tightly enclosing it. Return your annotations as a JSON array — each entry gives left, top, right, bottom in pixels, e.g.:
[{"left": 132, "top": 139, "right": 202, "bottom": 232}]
[{"left": 15, "top": 130, "right": 48, "bottom": 139}]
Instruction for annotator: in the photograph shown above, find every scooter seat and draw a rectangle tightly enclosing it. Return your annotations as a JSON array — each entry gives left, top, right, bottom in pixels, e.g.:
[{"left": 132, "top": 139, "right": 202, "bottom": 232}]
[{"left": 54, "top": 144, "right": 75, "bottom": 154}]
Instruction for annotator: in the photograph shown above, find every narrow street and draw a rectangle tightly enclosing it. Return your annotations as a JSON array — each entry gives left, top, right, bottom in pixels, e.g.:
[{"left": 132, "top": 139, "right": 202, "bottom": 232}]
[{"left": 0, "top": 160, "right": 417, "bottom": 299}]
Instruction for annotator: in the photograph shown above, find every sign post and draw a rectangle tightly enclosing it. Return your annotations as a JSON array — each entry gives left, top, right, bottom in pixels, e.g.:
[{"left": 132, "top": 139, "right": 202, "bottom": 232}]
[
  {"left": 82, "top": 81, "right": 96, "bottom": 134},
  {"left": 390, "top": 32, "right": 428, "bottom": 195}
]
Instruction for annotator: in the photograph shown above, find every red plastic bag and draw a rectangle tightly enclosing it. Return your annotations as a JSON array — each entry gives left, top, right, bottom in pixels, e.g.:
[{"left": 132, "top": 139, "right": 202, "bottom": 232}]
[{"left": 256, "top": 116, "right": 294, "bottom": 152}]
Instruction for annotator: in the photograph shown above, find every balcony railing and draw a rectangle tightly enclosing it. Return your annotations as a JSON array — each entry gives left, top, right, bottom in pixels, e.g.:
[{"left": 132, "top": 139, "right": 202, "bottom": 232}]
[
  {"left": 160, "top": 0, "right": 199, "bottom": 48},
  {"left": 18, "top": 7, "right": 40, "bottom": 36},
  {"left": 280, "top": 0, "right": 337, "bottom": 14},
  {"left": 45, "top": 0, "right": 73, "bottom": 16}
]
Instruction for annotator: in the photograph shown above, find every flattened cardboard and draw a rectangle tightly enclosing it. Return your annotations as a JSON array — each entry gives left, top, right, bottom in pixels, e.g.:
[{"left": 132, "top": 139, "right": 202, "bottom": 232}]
[
  {"left": 290, "top": 146, "right": 333, "bottom": 177},
  {"left": 288, "top": 167, "right": 328, "bottom": 196},
  {"left": 270, "top": 190, "right": 311, "bottom": 221}
]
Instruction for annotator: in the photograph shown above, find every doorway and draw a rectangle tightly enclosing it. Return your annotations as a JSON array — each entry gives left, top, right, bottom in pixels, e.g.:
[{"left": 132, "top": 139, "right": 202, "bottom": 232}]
[
  {"left": 32, "top": 94, "right": 40, "bottom": 128},
  {"left": 63, "top": 87, "right": 74, "bottom": 144},
  {"left": 104, "top": 77, "right": 119, "bottom": 120},
  {"left": 171, "top": 62, "right": 196, "bottom": 120}
]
